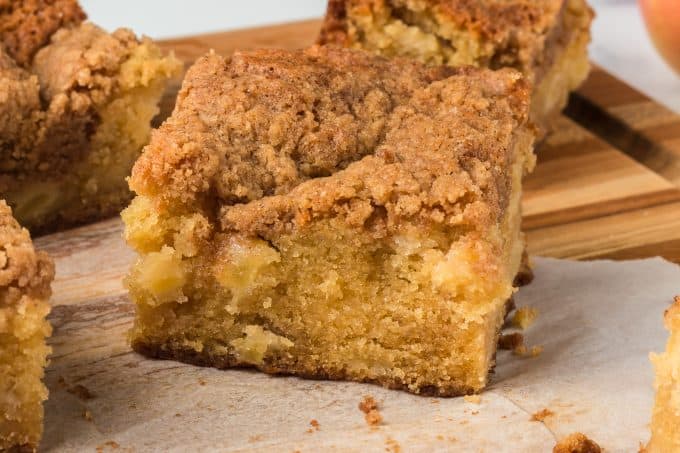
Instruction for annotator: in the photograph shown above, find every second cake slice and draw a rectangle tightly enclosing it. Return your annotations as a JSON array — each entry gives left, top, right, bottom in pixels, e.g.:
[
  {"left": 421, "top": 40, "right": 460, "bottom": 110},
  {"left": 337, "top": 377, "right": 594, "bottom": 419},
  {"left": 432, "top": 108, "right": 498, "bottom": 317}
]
[{"left": 123, "top": 46, "right": 535, "bottom": 395}]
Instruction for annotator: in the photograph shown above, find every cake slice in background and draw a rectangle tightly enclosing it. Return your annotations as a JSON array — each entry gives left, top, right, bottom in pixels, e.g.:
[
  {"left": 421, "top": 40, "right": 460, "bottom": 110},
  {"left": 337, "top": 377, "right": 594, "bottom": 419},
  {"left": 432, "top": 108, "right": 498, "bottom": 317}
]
[
  {"left": 0, "top": 200, "right": 54, "bottom": 451},
  {"left": 318, "top": 0, "right": 593, "bottom": 138},
  {"left": 123, "top": 46, "right": 535, "bottom": 396},
  {"left": 0, "top": 0, "right": 182, "bottom": 234},
  {"left": 646, "top": 297, "right": 680, "bottom": 452}
]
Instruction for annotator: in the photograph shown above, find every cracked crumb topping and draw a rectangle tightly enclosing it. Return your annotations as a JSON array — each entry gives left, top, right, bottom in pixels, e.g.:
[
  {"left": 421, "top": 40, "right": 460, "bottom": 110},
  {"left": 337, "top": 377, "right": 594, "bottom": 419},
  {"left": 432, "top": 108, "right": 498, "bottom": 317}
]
[{"left": 130, "top": 46, "right": 533, "bottom": 238}]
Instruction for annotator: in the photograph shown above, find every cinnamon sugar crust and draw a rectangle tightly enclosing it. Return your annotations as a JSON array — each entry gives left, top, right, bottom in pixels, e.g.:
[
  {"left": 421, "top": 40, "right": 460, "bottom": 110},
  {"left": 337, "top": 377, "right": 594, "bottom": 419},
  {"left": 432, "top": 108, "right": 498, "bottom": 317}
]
[
  {"left": 0, "top": 0, "right": 85, "bottom": 67},
  {"left": 131, "top": 45, "right": 531, "bottom": 239}
]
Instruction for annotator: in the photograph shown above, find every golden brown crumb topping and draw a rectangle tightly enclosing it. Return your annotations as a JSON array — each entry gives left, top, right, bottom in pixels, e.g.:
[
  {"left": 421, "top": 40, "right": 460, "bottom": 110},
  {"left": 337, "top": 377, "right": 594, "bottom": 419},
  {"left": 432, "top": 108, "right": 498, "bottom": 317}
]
[
  {"left": 0, "top": 0, "right": 85, "bottom": 66},
  {"left": 0, "top": 200, "right": 53, "bottom": 308},
  {"left": 130, "top": 46, "right": 532, "bottom": 237},
  {"left": 0, "top": 23, "right": 146, "bottom": 192},
  {"left": 553, "top": 432, "right": 602, "bottom": 453}
]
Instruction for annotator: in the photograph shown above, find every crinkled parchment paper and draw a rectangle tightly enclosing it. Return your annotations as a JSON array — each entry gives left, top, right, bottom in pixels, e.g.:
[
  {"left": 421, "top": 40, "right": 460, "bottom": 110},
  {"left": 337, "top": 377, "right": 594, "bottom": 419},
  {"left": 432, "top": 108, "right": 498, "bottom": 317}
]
[{"left": 42, "top": 253, "right": 680, "bottom": 452}]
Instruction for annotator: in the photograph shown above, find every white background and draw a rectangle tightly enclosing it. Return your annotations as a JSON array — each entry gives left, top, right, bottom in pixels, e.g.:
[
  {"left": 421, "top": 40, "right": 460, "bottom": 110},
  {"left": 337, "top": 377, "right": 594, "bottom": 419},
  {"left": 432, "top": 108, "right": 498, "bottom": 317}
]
[{"left": 79, "top": 0, "right": 680, "bottom": 113}]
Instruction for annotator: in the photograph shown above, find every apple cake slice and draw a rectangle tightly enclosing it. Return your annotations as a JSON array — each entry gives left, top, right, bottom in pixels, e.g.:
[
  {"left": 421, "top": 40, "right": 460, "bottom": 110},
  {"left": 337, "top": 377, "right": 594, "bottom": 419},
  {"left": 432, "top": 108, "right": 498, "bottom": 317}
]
[
  {"left": 646, "top": 297, "right": 680, "bottom": 452},
  {"left": 0, "top": 200, "right": 54, "bottom": 451},
  {"left": 123, "top": 46, "right": 536, "bottom": 396},
  {"left": 318, "top": 0, "right": 594, "bottom": 138},
  {"left": 0, "top": 0, "right": 182, "bottom": 234}
]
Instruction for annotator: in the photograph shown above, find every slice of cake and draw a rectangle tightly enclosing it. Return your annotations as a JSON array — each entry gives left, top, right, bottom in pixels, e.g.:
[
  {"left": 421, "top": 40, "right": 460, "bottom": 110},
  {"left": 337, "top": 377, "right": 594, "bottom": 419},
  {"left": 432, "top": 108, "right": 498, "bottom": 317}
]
[
  {"left": 0, "top": 1, "right": 182, "bottom": 234},
  {"left": 318, "top": 0, "right": 593, "bottom": 137},
  {"left": 0, "top": 200, "right": 54, "bottom": 451},
  {"left": 123, "top": 46, "right": 536, "bottom": 396},
  {"left": 646, "top": 297, "right": 680, "bottom": 452}
]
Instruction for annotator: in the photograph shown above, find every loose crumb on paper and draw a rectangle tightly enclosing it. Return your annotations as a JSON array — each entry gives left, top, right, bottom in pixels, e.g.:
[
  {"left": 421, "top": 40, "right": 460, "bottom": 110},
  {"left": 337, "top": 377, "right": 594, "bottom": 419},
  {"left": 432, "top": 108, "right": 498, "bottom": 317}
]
[
  {"left": 248, "top": 434, "right": 264, "bottom": 443},
  {"left": 359, "top": 395, "right": 383, "bottom": 427},
  {"left": 514, "top": 344, "right": 544, "bottom": 358},
  {"left": 464, "top": 394, "right": 482, "bottom": 404},
  {"left": 499, "top": 332, "right": 524, "bottom": 350},
  {"left": 95, "top": 440, "right": 120, "bottom": 452},
  {"left": 511, "top": 306, "right": 539, "bottom": 330},
  {"left": 552, "top": 432, "right": 602, "bottom": 453},
  {"left": 531, "top": 408, "right": 555, "bottom": 422},
  {"left": 306, "top": 419, "right": 321, "bottom": 433},
  {"left": 385, "top": 437, "right": 401, "bottom": 453},
  {"left": 82, "top": 409, "right": 93, "bottom": 421}
]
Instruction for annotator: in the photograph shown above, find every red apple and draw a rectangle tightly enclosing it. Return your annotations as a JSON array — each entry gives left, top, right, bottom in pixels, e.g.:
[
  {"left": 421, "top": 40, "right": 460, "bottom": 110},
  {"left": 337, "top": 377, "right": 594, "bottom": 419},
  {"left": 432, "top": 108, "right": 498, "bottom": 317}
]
[{"left": 640, "top": 0, "right": 680, "bottom": 74}]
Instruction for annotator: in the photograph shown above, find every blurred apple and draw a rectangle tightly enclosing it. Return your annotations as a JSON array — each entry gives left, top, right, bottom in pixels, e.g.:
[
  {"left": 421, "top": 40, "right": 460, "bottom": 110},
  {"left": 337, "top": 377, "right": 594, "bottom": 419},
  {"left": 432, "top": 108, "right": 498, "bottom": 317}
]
[{"left": 640, "top": 0, "right": 680, "bottom": 74}]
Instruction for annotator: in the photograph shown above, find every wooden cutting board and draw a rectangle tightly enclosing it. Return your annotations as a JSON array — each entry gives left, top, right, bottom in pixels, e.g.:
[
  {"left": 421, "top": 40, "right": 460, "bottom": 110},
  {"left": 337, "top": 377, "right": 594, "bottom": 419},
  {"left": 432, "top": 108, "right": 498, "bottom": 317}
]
[{"left": 34, "top": 19, "right": 680, "bottom": 451}]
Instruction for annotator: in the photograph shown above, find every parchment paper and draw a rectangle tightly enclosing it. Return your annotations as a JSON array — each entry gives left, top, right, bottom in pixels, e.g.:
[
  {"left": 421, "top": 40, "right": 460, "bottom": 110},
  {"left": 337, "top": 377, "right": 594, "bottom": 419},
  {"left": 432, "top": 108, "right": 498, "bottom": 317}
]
[{"left": 42, "top": 257, "right": 680, "bottom": 452}]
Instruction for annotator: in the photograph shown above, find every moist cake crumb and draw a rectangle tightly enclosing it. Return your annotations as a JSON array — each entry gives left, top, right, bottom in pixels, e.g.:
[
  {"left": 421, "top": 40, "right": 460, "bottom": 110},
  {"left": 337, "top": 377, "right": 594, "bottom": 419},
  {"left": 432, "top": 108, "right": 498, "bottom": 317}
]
[
  {"left": 531, "top": 408, "right": 555, "bottom": 422},
  {"left": 553, "top": 432, "right": 602, "bottom": 453},
  {"left": 463, "top": 395, "right": 482, "bottom": 404},
  {"left": 511, "top": 306, "right": 538, "bottom": 330},
  {"left": 513, "top": 343, "right": 544, "bottom": 357},
  {"left": 359, "top": 395, "right": 383, "bottom": 427},
  {"left": 499, "top": 332, "right": 525, "bottom": 350}
]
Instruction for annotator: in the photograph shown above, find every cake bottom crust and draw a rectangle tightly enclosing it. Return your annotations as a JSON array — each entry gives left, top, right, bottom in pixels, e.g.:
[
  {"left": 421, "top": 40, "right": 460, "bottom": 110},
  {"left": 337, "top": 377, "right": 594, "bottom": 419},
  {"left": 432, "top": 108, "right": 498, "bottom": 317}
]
[{"left": 132, "top": 340, "right": 481, "bottom": 397}]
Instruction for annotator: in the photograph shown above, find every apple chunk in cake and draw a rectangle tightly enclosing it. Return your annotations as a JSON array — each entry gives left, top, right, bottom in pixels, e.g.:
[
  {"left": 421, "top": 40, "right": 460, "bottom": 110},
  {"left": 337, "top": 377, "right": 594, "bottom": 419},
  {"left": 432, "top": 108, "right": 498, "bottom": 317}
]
[
  {"left": 0, "top": 200, "right": 54, "bottom": 451},
  {"left": 318, "top": 0, "right": 593, "bottom": 137},
  {"left": 123, "top": 46, "right": 535, "bottom": 396},
  {"left": 0, "top": 1, "right": 181, "bottom": 234},
  {"left": 646, "top": 297, "right": 680, "bottom": 452}
]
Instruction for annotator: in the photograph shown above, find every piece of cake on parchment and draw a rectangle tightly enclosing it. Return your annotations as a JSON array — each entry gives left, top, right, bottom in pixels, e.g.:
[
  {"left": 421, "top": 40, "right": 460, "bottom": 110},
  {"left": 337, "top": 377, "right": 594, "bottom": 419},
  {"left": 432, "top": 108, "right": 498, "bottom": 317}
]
[
  {"left": 646, "top": 297, "right": 680, "bottom": 452},
  {"left": 318, "top": 0, "right": 593, "bottom": 138},
  {"left": 123, "top": 45, "right": 536, "bottom": 396},
  {"left": 0, "top": 200, "right": 54, "bottom": 452},
  {"left": 0, "top": 0, "right": 182, "bottom": 234}
]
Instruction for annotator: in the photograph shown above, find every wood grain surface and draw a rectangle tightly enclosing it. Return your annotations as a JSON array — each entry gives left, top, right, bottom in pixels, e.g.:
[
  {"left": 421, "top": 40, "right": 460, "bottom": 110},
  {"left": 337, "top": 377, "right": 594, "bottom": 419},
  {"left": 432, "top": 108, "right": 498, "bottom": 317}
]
[{"left": 29, "top": 18, "right": 680, "bottom": 452}]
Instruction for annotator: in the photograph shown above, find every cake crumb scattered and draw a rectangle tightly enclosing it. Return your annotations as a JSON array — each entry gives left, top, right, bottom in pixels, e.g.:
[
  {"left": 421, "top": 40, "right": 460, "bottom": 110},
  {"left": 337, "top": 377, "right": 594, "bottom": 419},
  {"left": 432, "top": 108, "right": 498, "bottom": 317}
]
[
  {"left": 95, "top": 440, "right": 120, "bottom": 452},
  {"left": 531, "top": 408, "right": 555, "bottom": 422},
  {"left": 499, "top": 332, "right": 525, "bottom": 350},
  {"left": 553, "top": 432, "right": 602, "bottom": 453},
  {"left": 511, "top": 306, "right": 539, "bottom": 330},
  {"left": 436, "top": 435, "right": 444, "bottom": 441},
  {"left": 514, "top": 344, "right": 544, "bottom": 358},
  {"left": 82, "top": 409, "right": 93, "bottom": 421},
  {"left": 385, "top": 437, "right": 401, "bottom": 452},
  {"left": 198, "top": 378, "right": 207, "bottom": 386},
  {"left": 67, "top": 384, "right": 95, "bottom": 400},
  {"left": 248, "top": 434, "right": 264, "bottom": 443},
  {"left": 359, "top": 395, "right": 383, "bottom": 427},
  {"left": 464, "top": 395, "right": 482, "bottom": 404},
  {"left": 306, "top": 419, "right": 321, "bottom": 433}
]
